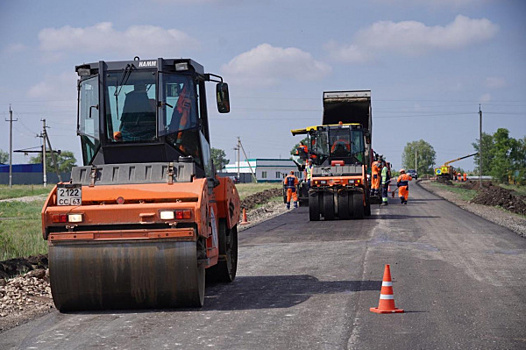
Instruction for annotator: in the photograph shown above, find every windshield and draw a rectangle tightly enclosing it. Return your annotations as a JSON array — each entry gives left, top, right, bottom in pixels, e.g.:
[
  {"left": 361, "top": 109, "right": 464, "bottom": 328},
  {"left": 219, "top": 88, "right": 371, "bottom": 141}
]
[
  {"left": 329, "top": 128, "right": 352, "bottom": 157},
  {"left": 310, "top": 126, "right": 365, "bottom": 164},
  {"left": 104, "top": 70, "right": 157, "bottom": 142}
]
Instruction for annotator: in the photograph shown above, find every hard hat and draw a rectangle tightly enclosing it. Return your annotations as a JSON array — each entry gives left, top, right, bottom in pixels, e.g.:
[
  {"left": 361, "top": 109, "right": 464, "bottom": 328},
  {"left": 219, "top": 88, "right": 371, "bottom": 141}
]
[
  {"left": 290, "top": 170, "right": 294, "bottom": 174},
  {"left": 400, "top": 168, "right": 405, "bottom": 173}
]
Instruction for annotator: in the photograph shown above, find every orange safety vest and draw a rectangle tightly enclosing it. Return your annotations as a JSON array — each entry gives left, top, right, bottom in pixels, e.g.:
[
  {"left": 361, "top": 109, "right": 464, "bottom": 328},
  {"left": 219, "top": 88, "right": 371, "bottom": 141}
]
[{"left": 331, "top": 139, "right": 350, "bottom": 152}]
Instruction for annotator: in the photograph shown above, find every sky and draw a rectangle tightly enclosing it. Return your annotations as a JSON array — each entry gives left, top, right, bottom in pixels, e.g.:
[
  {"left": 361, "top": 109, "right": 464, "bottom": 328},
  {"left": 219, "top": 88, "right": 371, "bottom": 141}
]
[{"left": 0, "top": 0, "right": 525, "bottom": 172}]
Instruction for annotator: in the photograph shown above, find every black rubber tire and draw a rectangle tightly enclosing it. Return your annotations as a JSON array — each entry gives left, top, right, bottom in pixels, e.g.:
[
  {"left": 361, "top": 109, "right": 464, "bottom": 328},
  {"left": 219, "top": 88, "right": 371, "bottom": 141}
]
[
  {"left": 338, "top": 191, "right": 351, "bottom": 220},
  {"left": 323, "top": 191, "right": 335, "bottom": 221},
  {"left": 206, "top": 221, "right": 238, "bottom": 283},
  {"left": 364, "top": 193, "right": 371, "bottom": 216},
  {"left": 309, "top": 191, "right": 320, "bottom": 221},
  {"left": 352, "top": 192, "right": 365, "bottom": 219}
]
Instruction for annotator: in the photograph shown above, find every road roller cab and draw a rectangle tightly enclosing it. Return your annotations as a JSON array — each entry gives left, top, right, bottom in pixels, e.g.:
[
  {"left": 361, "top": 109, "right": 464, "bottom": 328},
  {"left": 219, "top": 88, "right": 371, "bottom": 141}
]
[{"left": 41, "top": 57, "right": 240, "bottom": 311}]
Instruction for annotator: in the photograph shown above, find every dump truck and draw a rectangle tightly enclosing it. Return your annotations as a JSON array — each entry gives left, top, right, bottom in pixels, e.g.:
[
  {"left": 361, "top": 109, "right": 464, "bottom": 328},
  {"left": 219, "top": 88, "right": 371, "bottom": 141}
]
[
  {"left": 435, "top": 153, "right": 477, "bottom": 180},
  {"left": 41, "top": 57, "right": 240, "bottom": 311},
  {"left": 291, "top": 90, "right": 373, "bottom": 220}
]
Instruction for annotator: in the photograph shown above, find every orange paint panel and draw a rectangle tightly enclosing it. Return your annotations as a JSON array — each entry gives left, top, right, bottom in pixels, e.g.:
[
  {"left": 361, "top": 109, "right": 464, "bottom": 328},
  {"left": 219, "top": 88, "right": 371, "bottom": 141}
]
[{"left": 80, "top": 181, "right": 206, "bottom": 203}]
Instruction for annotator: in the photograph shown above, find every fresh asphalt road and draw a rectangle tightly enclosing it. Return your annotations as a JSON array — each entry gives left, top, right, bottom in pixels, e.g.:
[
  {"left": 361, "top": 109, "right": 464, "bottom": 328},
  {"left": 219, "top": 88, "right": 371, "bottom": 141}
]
[{"left": 2, "top": 182, "right": 525, "bottom": 349}]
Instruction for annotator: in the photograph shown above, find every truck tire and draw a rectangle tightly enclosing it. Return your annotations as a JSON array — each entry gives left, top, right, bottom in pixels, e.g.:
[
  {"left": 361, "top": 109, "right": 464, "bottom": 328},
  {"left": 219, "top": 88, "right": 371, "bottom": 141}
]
[
  {"left": 364, "top": 193, "right": 371, "bottom": 216},
  {"left": 352, "top": 192, "right": 365, "bottom": 219},
  {"left": 309, "top": 191, "right": 320, "bottom": 221},
  {"left": 323, "top": 192, "right": 335, "bottom": 221},
  {"left": 337, "top": 191, "right": 351, "bottom": 220}
]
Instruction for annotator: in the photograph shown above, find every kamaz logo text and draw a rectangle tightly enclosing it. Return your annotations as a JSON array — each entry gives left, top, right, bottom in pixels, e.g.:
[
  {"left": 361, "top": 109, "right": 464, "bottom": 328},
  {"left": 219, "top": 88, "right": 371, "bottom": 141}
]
[{"left": 138, "top": 61, "right": 157, "bottom": 68}]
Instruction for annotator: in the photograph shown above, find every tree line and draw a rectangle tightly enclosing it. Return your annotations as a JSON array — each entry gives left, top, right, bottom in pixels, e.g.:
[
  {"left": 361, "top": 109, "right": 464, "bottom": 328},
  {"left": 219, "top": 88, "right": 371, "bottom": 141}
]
[{"left": 402, "top": 128, "right": 525, "bottom": 184}]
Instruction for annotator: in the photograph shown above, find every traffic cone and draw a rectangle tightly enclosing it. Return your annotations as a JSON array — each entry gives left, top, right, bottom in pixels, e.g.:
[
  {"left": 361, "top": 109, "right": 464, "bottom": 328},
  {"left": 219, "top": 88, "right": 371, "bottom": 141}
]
[
  {"left": 240, "top": 208, "right": 250, "bottom": 225},
  {"left": 370, "top": 264, "right": 404, "bottom": 314}
]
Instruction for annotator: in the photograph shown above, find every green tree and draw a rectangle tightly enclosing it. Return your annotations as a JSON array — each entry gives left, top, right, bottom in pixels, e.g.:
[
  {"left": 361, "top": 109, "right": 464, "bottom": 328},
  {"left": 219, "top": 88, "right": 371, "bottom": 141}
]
[
  {"left": 472, "top": 129, "right": 526, "bottom": 184},
  {"left": 402, "top": 140, "right": 436, "bottom": 175},
  {"left": 0, "top": 149, "right": 8, "bottom": 164},
  {"left": 472, "top": 132, "right": 494, "bottom": 175},
  {"left": 290, "top": 137, "right": 309, "bottom": 158},
  {"left": 211, "top": 147, "right": 229, "bottom": 171},
  {"left": 30, "top": 151, "right": 77, "bottom": 173}
]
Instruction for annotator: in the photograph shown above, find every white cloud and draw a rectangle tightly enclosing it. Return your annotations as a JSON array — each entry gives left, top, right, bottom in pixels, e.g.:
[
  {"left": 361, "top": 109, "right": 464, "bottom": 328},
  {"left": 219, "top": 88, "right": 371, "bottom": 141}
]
[
  {"left": 484, "top": 77, "right": 506, "bottom": 89},
  {"left": 38, "top": 22, "right": 199, "bottom": 59},
  {"left": 327, "top": 15, "right": 499, "bottom": 62},
  {"left": 479, "top": 93, "right": 492, "bottom": 103},
  {"left": 222, "top": 43, "right": 332, "bottom": 88}
]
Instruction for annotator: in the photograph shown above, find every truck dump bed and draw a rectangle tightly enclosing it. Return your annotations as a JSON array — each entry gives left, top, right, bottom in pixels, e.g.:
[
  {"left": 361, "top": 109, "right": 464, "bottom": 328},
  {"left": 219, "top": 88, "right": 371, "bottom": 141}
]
[{"left": 322, "top": 90, "right": 372, "bottom": 134}]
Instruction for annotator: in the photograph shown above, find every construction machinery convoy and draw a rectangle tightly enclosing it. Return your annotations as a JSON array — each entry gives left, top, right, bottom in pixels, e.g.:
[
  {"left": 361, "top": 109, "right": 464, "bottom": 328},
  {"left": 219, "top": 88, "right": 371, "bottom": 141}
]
[
  {"left": 292, "top": 90, "right": 373, "bottom": 221},
  {"left": 41, "top": 57, "right": 240, "bottom": 311},
  {"left": 435, "top": 153, "right": 478, "bottom": 180}
]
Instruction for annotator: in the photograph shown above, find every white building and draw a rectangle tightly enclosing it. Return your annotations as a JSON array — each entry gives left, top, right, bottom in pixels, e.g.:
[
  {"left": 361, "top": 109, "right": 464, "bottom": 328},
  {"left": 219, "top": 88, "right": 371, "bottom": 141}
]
[{"left": 223, "top": 158, "right": 301, "bottom": 182}]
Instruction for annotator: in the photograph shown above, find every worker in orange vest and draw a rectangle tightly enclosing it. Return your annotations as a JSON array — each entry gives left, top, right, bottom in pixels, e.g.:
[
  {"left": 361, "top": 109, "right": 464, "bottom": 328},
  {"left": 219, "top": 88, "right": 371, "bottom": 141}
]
[
  {"left": 463, "top": 173, "right": 467, "bottom": 182},
  {"left": 296, "top": 141, "right": 309, "bottom": 161},
  {"left": 397, "top": 169, "right": 413, "bottom": 205},
  {"left": 283, "top": 170, "right": 299, "bottom": 209},
  {"left": 371, "top": 155, "right": 382, "bottom": 197}
]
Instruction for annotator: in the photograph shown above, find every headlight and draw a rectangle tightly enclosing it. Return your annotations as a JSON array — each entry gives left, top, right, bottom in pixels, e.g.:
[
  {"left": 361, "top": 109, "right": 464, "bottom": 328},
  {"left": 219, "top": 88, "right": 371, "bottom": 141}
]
[
  {"left": 68, "top": 214, "right": 83, "bottom": 223},
  {"left": 160, "top": 210, "right": 175, "bottom": 220}
]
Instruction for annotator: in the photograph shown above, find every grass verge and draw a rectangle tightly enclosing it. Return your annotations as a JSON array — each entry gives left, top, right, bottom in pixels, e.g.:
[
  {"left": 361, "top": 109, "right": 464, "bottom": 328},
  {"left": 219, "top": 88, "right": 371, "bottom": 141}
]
[
  {"left": 426, "top": 182, "right": 478, "bottom": 202},
  {"left": 0, "top": 199, "right": 48, "bottom": 261},
  {"left": 0, "top": 185, "right": 52, "bottom": 200}
]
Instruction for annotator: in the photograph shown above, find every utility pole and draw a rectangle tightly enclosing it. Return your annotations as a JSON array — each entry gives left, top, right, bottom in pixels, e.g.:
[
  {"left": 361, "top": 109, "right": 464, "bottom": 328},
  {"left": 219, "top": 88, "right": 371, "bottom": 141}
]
[
  {"left": 414, "top": 149, "right": 417, "bottom": 173},
  {"left": 42, "top": 120, "right": 47, "bottom": 187},
  {"left": 238, "top": 137, "right": 257, "bottom": 183},
  {"left": 235, "top": 137, "right": 241, "bottom": 180},
  {"left": 40, "top": 119, "right": 62, "bottom": 186},
  {"left": 479, "top": 105, "right": 482, "bottom": 187},
  {"left": 5, "top": 105, "right": 18, "bottom": 187}
]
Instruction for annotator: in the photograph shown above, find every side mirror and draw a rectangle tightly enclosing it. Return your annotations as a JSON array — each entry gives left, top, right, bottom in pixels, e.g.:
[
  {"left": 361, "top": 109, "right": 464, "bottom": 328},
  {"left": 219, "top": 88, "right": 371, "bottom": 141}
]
[{"left": 216, "top": 82, "right": 230, "bottom": 113}]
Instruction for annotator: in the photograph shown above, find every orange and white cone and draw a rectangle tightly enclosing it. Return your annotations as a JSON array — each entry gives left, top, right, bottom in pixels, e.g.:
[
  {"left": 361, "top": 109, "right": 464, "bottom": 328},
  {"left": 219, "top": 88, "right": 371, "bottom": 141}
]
[
  {"left": 240, "top": 208, "right": 250, "bottom": 225},
  {"left": 370, "top": 264, "right": 404, "bottom": 314}
]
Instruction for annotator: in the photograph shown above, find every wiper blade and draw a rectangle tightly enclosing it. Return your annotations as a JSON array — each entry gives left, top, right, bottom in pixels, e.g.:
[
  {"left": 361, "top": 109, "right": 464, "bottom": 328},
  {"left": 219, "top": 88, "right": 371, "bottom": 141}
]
[{"left": 114, "top": 63, "right": 134, "bottom": 97}]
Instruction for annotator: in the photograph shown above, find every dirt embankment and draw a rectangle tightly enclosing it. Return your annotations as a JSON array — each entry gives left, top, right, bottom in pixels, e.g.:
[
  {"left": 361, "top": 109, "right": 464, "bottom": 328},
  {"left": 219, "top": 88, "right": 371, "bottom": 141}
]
[
  {"left": 240, "top": 188, "right": 282, "bottom": 210},
  {"left": 460, "top": 180, "right": 526, "bottom": 216}
]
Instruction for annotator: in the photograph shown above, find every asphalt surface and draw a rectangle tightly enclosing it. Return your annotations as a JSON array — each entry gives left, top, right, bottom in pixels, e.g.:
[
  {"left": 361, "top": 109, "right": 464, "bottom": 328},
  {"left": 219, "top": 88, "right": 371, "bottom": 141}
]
[{"left": 2, "top": 183, "right": 525, "bottom": 349}]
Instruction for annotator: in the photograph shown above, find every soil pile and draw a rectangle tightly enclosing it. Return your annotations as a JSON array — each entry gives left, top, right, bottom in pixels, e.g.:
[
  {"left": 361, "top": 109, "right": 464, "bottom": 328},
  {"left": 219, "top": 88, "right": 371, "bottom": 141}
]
[
  {"left": 0, "top": 255, "right": 48, "bottom": 280},
  {"left": 470, "top": 185, "right": 526, "bottom": 216},
  {"left": 459, "top": 180, "right": 494, "bottom": 190},
  {"left": 240, "top": 188, "right": 282, "bottom": 210}
]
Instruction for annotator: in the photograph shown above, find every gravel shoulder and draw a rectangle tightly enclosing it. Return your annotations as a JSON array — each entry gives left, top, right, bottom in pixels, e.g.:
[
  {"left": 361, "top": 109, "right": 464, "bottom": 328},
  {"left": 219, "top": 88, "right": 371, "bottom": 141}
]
[{"left": 418, "top": 179, "right": 526, "bottom": 238}]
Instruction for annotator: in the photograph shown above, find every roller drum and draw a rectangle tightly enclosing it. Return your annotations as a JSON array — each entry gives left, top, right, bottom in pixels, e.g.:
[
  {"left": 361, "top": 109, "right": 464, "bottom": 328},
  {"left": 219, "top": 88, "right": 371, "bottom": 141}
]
[{"left": 49, "top": 240, "right": 204, "bottom": 312}]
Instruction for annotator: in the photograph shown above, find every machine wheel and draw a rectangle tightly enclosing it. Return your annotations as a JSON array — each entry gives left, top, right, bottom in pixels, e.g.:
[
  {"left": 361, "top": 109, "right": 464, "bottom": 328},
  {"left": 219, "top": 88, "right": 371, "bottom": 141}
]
[
  {"left": 352, "top": 192, "right": 365, "bottom": 219},
  {"left": 364, "top": 193, "right": 371, "bottom": 216},
  {"left": 49, "top": 239, "right": 205, "bottom": 311},
  {"left": 309, "top": 191, "right": 320, "bottom": 221},
  {"left": 337, "top": 191, "right": 351, "bottom": 220},
  {"left": 323, "top": 191, "right": 335, "bottom": 221},
  {"left": 207, "top": 221, "right": 238, "bottom": 283}
]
